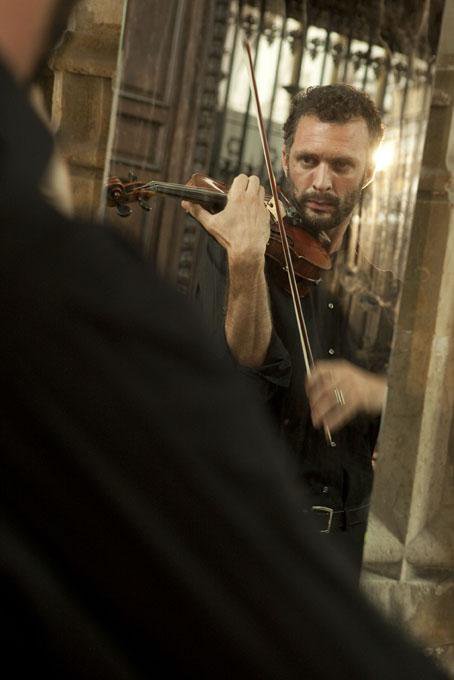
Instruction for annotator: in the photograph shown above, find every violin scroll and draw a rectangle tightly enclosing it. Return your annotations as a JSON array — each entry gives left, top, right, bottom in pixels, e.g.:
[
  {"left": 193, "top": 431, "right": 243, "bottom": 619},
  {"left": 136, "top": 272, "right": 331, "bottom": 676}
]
[{"left": 106, "top": 175, "right": 153, "bottom": 217}]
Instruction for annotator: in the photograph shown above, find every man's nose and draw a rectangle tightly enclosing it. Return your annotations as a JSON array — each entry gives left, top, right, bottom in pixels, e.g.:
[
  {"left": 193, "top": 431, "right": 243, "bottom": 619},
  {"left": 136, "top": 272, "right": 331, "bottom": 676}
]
[{"left": 312, "top": 163, "right": 333, "bottom": 192}]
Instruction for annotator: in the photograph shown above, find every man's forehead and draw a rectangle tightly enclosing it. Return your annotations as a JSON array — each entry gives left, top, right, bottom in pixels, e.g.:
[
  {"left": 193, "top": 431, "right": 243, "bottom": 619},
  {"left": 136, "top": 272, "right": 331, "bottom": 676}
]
[{"left": 291, "top": 115, "right": 371, "bottom": 153}]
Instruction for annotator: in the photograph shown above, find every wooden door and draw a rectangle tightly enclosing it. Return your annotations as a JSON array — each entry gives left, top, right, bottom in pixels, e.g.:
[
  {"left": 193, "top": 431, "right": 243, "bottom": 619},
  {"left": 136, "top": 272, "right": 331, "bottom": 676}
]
[{"left": 106, "top": 0, "right": 229, "bottom": 289}]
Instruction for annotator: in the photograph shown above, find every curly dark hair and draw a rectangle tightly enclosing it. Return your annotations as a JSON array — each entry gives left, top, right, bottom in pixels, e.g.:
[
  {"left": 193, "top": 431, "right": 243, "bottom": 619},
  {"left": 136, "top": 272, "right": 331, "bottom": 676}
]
[{"left": 283, "top": 84, "right": 384, "bottom": 152}]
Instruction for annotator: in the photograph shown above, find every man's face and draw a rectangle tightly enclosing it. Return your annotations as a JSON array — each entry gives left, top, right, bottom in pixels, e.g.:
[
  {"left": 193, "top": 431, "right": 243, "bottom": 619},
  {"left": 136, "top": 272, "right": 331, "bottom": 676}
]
[{"left": 281, "top": 115, "right": 374, "bottom": 234}]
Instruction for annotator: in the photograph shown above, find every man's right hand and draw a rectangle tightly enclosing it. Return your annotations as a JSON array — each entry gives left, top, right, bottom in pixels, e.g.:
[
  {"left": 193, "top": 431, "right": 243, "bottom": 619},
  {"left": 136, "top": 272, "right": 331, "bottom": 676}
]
[{"left": 182, "top": 174, "right": 270, "bottom": 264}]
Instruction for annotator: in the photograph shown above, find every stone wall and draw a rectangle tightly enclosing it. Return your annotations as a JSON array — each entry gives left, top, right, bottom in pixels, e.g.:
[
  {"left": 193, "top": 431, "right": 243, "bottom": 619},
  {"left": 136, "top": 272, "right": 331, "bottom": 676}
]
[
  {"left": 48, "top": 0, "right": 124, "bottom": 219},
  {"left": 362, "top": 0, "right": 454, "bottom": 675}
]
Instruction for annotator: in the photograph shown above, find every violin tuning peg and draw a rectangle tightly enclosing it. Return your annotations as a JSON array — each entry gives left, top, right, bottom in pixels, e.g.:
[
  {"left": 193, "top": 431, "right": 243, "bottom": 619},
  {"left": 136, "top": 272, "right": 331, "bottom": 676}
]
[
  {"left": 138, "top": 197, "right": 151, "bottom": 211},
  {"left": 128, "top": 171, "right": 138, "bottom": 182},
  {"left": 116, "top": 203, "right": 132, "bottom": 218}
]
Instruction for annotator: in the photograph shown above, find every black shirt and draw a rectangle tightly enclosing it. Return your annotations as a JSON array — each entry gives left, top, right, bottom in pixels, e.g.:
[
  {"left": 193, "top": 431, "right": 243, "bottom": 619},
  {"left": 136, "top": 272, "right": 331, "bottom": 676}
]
[{"left": 194, "top": 234, "right": 390, "bottom": 510}]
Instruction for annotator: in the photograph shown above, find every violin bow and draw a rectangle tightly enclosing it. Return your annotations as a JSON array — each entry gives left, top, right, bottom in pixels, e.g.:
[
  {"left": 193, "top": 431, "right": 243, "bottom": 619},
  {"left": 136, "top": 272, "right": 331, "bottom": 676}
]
[{"left": 243, "top": 39, "right": 335, "bottom": 447}]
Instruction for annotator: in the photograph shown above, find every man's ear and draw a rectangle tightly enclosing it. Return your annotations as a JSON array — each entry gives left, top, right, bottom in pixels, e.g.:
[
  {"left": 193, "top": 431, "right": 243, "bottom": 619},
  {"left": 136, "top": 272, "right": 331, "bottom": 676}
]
[
  {"left": 362, "top": 161, "right": 375, "bottom": 190},
  {"left": 281, "top": 146, "right": 288, "bottom": 177}
]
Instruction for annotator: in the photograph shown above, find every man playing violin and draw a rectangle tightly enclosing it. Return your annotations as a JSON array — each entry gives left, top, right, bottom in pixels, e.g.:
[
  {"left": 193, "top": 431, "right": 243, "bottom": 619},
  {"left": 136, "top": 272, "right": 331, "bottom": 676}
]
[
  {"left": 185, "top": 84, "right": 389, "bottom": 576},
  {"left": 1, "top": 2, "right": 449, "bottom": 674}
]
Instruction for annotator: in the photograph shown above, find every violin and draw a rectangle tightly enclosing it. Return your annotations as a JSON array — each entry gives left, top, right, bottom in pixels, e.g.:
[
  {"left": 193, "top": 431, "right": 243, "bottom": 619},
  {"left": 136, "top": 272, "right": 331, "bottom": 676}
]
[{"left": 106, "top": 172, "right": 333, "bottom": 298}]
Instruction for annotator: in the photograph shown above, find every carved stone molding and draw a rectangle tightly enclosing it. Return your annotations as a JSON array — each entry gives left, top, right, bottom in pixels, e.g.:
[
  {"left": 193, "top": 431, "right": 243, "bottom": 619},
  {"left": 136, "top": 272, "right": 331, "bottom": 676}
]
[
  {"left": 362, "top": 1, "right": 454, "bottom": 675},
  {"left": 48, "top": 0, "right": 124, "bottom": 219}
]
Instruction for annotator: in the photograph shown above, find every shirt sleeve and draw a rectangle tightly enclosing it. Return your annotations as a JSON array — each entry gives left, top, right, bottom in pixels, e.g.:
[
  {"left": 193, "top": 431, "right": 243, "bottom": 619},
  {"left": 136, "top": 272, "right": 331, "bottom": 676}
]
[{"left": 192, "top": 231, "right": 291, "bottom": 399}]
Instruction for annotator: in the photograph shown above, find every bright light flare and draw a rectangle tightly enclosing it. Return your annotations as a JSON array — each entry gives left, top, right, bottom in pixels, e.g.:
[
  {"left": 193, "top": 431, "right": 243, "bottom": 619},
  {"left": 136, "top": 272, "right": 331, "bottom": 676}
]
[{"left": 373, "top": 142, "right": 395, "bottom": 172}]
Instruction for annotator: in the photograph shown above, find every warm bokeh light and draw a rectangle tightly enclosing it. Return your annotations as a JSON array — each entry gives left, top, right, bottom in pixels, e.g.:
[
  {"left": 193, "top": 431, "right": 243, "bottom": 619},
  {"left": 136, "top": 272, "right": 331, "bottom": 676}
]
[{"left": 373, "top": 141, "right": 396, "bottom": 172}]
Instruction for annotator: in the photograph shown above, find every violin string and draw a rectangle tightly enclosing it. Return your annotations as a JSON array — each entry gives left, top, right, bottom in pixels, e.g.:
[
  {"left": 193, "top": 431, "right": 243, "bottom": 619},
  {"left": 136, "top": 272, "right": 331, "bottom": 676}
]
[{"left": 141, "top": 181, "right": 224, "bottom": 200}]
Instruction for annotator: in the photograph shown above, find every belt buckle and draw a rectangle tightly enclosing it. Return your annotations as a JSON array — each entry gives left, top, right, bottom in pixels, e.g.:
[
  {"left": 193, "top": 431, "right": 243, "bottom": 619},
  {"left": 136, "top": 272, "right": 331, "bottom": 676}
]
[{"left": 312, "top": 505, "right": 334, "bottom": 533}]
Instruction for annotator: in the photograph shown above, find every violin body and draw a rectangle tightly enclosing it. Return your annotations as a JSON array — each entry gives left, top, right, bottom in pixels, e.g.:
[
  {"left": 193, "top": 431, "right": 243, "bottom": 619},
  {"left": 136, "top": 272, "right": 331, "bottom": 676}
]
[
  {"left": 106, "top": 172, "right": 332, "bottom": 297},
  {"left": 266, "top": 221, "right": 331, "bottom": 296}
]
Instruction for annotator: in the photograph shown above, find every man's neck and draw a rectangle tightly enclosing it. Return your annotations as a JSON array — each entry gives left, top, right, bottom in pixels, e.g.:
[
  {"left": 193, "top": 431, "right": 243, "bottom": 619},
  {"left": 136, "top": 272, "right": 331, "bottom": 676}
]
[{"left": 327, "top": 218, "right": 351, "bottom": 254}]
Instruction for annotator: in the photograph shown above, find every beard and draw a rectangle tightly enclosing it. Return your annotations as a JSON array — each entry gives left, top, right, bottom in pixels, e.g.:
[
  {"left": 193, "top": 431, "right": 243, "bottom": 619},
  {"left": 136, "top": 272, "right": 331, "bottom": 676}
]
[
  {"left": 31, "top": 0, "right": 79, "bottom": 82},
  {"left": 281, "top": 172, "right": 362, "bottom": 234}
]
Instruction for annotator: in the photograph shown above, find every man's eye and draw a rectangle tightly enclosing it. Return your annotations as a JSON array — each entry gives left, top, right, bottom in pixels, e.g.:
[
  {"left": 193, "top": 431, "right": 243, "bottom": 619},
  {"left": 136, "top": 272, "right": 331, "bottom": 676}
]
[
  {"left": 333, "top": 160, "right": 350, "bottom": 172},
  {"left": 300, "top": 156, "right": 316, "bottom": 166}
]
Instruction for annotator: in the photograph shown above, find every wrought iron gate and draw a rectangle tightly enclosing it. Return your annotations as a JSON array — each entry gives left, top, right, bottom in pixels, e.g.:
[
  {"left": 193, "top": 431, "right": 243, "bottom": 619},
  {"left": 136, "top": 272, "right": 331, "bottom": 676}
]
[{"left": 105, "top": 0, "right": 443, "bottom": 358}]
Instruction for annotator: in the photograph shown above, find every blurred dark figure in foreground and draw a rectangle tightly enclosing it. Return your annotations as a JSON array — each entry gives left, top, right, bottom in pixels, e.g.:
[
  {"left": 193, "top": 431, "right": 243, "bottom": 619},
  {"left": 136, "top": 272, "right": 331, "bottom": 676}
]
[{"left": 0, "top": 2, "right": 447, "bottom": 678}]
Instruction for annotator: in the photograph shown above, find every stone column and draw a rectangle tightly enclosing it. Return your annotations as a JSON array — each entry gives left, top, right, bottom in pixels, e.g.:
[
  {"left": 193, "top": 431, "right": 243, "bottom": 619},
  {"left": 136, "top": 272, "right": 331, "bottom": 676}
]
[
  {"left": 362, "top": 0, "right": 454, "bottom": 675},
  {"left": 49, "top": 0, "right": 124, "bottom": 219}
]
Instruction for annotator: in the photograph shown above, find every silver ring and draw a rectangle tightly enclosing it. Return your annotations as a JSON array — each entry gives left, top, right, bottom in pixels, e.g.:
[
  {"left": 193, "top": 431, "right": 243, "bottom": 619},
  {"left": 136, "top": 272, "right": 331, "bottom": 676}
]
[{"left": 333, "top": 387, "right": 346, "bottom": 406}]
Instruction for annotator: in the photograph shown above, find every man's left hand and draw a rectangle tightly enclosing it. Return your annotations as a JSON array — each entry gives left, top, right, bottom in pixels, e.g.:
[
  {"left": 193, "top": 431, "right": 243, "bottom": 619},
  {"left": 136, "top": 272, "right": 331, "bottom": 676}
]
[{"left": 305, "top": 360, "right": 387, "bottom": 433}]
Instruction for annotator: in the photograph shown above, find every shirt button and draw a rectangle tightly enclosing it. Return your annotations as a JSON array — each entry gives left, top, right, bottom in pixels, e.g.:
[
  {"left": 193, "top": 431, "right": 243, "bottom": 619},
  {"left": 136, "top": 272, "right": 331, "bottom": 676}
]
[
  {"left": 322, "top": 486, "right": 329, "bottom": 494},
  {"left": 328, "top": 348, "right": 335, "bottom": 355},
  {"left": 328, "top": 302, "right": 334, "bottom": 309}
]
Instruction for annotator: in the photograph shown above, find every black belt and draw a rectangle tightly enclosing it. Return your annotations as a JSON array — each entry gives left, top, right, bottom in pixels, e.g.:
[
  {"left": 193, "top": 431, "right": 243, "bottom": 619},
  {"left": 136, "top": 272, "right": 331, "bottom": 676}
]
[{"left": 307, "top": 504, "right": 370, "bottom": 534}]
